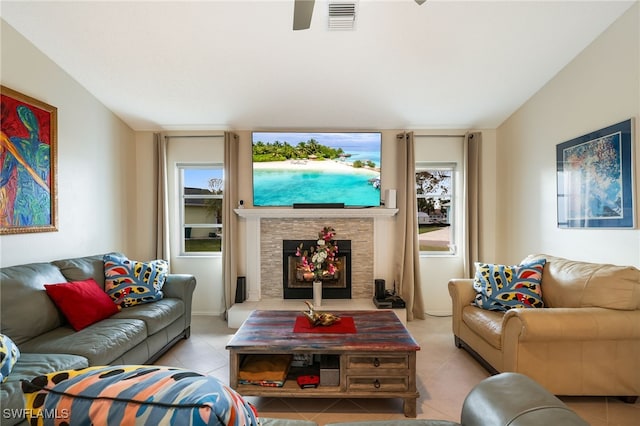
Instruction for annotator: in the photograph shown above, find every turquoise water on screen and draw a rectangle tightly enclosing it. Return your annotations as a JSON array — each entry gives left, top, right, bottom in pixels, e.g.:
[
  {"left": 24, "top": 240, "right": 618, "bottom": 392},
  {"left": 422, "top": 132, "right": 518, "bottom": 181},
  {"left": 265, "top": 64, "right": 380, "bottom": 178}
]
[
  {"left": 328, "top": 142, "right": 381, "bottom": 168},
  {"left": 253, "top": 169, "right": 380, "bottom": 206}
]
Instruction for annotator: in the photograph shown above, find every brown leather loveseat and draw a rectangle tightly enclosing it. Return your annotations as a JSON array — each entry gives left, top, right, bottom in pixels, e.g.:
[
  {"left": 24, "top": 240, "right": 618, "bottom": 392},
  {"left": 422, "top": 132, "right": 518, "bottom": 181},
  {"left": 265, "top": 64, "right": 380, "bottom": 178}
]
[{"left": 448, "top": 254, "right": 640, "bottom": 402}]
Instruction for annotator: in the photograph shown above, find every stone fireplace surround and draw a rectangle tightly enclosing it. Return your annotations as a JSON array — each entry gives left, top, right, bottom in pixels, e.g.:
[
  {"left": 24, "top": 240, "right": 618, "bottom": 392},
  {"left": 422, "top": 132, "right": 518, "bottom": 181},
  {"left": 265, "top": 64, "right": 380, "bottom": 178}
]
[
  {"left": 263, "top": 220, "right": 368, "bottom": 300},
  {"left": 229, "top": 208, "right": 399, "bottom": 327}
]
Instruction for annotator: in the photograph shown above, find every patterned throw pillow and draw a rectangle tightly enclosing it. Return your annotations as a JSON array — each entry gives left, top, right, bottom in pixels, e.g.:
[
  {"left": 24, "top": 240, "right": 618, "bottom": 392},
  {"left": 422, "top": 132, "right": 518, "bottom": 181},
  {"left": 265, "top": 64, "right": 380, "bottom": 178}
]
[
  {"left": 104, "top": 254, "right": 168, "bottom": 307},
  {"left": 472, "top": 259, "right": 546, "bottom": 311},
  {"left": 0, "top": 334, "right": 20, "bottom": 383},
  {"left": 21, "top": 365, "right": 260, "bottom": 426}
]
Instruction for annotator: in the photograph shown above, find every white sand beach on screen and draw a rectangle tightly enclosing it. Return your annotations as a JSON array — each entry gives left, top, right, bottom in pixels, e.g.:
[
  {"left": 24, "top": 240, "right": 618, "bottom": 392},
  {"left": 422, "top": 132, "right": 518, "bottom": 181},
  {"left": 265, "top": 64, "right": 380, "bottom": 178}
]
[{"left": 253, "top": 159, "right": 379, "bottom": 175}]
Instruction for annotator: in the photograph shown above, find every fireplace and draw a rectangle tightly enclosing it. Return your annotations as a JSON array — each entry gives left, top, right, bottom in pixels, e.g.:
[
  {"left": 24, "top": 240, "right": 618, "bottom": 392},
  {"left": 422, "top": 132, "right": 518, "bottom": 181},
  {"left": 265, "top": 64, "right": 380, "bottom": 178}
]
[{"left": 282, "top": 239, "right": 352, "bottom": 299}]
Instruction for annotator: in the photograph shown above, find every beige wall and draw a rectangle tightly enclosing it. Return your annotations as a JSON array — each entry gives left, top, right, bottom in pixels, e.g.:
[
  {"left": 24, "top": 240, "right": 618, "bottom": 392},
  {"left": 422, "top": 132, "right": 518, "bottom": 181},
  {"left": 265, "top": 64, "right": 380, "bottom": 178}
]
[
  {"left": 0, "top": 20, "right": 135, "bottom": 267},
  {"left": 133, "top": 132, "right": 228, "bottom": 315},
  {"left": 413, "top": 131, "right": 498, "bottom": 314},
  {"left": 132, "top": 130, "right": 497, "bottom": 315},
  {"left": 5, "top": 4, "right": 634, "bottom": 316},
  {"left": 496, "top": 4, "right": 640, "bottom": 267}
]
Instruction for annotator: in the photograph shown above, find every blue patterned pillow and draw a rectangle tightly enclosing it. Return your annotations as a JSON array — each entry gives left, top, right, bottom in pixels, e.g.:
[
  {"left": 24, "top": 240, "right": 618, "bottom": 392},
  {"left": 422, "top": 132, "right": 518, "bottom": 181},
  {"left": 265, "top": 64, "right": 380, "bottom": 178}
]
[
  {"left": 0, "top": 334, "right": 20, "bottom": 382},
  {"left": 472, "top": 259, "right": 546, "bottom": 311},
  {"left": 104, "top": 254, "right": 168, "bottom": 307},
  {"left": 22, "top": 365, "right": 259, "bottom": 426}
]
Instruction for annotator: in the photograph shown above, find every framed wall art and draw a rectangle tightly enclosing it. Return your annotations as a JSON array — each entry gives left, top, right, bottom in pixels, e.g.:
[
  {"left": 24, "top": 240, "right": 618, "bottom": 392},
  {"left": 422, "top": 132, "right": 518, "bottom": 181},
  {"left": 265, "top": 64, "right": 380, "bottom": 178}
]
[
  {"left": 1, "top": 86, "right": 58, "bottom": 234},
  {"left": 556, "top": 118, "right": 635, "bottom": 229}
]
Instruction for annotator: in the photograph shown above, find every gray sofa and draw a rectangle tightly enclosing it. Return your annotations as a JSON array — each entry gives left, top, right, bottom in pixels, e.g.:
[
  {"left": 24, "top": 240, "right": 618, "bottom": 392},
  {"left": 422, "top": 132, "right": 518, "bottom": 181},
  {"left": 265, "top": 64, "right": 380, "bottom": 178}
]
[{"left": 0, "top": 253, "right": 196, "bottom": 426}]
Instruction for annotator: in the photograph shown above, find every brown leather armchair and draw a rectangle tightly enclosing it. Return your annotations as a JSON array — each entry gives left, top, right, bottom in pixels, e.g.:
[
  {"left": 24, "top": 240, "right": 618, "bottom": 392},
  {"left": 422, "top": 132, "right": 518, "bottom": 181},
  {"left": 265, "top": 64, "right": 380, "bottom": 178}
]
[{"left": 448, "top": 254, "right": 640, "bottom": 402}]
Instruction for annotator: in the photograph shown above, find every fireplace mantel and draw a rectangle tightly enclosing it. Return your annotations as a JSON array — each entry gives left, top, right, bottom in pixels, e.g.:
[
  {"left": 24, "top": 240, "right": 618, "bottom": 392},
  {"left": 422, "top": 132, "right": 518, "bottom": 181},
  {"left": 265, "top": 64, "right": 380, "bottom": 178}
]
[{"left": 234, "top": 207, "right": 398, "bottom": 218}]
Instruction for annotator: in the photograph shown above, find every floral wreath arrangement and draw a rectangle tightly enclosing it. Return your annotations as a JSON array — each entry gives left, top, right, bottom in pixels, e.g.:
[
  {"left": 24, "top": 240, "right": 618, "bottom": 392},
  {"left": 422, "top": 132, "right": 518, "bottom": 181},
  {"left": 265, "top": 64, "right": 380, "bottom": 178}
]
[{"left": 295, "top": 226, "right": 339, "bottom": 282}]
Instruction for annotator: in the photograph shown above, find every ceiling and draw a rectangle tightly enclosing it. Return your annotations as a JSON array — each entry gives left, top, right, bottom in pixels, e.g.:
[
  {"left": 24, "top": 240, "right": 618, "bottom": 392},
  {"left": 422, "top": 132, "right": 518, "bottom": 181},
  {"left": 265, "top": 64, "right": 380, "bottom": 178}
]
[{"left": 0, "top": 1, "right": 635, "bottom": 131}]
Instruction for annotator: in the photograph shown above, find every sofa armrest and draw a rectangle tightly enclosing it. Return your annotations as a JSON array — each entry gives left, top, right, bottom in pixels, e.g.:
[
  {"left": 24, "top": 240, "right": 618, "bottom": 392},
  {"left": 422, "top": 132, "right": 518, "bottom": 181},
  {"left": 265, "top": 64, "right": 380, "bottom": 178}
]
[
  {"left": 163, "top": 274, "right": 196, "bottom": 300},
  {"left": 461, "top": 372, "right": 589, "bottom": 426},
  {"left": 503, "top": 307, "right": 640, "bottom": 343},
  {"left": 163, "top": 274, "right": 196, "bottom": 331},
  {"left": 448, "top": 279, "right": 476, "bottom": 337}
]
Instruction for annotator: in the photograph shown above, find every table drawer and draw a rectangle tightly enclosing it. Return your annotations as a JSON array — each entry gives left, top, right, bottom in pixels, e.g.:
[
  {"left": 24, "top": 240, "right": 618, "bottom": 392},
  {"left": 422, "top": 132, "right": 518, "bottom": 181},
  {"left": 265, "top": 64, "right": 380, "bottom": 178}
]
[
  {"left": 346, "top": 354, "right": 408, "bottom": 370},
  {"left": 347, "top": 376, "right": 408, "bottom": 392}
]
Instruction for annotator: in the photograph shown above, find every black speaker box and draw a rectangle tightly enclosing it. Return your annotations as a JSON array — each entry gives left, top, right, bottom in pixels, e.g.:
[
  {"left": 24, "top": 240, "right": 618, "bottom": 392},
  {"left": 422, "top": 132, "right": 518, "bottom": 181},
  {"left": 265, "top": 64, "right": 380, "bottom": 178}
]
[
  {"left": 374, "top": 279, "right": 385, "bottom": 300},
  {"left": 235, "top": 276, "right": 246, "bottom": 303}
]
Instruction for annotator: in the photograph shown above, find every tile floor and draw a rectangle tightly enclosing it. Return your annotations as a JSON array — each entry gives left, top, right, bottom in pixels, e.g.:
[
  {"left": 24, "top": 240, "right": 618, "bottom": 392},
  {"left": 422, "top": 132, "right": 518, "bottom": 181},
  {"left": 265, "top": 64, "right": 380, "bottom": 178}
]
[{"left": 155, "top": 314, "right": 640, "bottom": 426}]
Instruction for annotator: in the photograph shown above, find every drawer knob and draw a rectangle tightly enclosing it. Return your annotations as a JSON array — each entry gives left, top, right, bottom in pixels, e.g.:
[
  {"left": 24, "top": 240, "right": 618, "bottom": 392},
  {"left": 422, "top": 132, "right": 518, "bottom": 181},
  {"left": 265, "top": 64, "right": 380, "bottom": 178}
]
[
  {"left": 374, "top": 379, "right": 381, "bottom": 389},
  {"left": 373, "top": 358, "right": 380, "bottom": 367}
]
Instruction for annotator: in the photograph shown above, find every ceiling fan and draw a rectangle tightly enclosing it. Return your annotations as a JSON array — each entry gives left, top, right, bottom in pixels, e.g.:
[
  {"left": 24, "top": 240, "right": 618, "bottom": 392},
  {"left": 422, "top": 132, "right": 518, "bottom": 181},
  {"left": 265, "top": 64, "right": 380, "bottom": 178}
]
[{"left": 293, "top": 0, "right": 427, "bottom": 31}]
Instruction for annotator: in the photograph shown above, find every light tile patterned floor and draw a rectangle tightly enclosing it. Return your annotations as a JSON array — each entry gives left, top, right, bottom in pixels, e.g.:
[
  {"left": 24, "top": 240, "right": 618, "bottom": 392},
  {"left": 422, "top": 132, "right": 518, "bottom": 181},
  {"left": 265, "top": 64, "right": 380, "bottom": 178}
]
[{"left": 155, "top": 315, "right": 640, "bottom": 426}]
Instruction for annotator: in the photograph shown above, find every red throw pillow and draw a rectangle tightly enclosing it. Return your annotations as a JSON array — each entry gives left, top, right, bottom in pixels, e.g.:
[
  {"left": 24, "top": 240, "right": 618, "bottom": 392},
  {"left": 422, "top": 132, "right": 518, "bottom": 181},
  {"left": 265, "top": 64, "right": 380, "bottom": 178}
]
[{"left": 45, "top": 279, "right": 120, "bottom": 331}]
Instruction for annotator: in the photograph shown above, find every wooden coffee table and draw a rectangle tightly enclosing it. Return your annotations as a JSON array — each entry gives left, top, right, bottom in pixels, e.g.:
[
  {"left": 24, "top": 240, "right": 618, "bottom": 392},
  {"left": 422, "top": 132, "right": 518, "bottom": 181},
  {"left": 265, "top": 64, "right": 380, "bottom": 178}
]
[{"left": 226, "top": 310, "right": 420, "bottom": 417}]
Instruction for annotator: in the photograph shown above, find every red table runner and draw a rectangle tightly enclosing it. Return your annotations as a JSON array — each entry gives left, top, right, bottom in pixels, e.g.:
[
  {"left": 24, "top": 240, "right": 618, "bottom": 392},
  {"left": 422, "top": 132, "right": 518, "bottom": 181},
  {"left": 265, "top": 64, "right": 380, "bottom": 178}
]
[{"left": 293, "top": 316, "right": 356, "bottom": 334}]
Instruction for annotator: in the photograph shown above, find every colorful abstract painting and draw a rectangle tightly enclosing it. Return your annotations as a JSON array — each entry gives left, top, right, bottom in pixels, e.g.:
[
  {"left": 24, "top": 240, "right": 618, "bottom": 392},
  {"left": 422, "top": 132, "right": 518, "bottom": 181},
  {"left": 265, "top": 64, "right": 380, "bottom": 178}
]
[
  {"left": 0, "top": 86, "right": 57, "bottom": 234},
  {"left": 556, "top": 119, "right": 634, "bottom": 228}
]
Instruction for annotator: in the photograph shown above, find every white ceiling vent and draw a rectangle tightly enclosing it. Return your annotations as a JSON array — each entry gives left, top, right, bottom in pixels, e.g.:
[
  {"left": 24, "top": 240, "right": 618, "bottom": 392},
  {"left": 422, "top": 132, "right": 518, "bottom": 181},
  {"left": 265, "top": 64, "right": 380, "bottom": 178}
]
[{"left": 328, "top": 1, "right": 357, "bottom": 30}]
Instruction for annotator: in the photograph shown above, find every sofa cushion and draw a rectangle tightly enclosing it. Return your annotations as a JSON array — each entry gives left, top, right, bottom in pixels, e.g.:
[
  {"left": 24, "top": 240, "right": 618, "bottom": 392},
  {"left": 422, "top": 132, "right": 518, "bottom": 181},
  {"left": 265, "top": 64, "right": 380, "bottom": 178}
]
[
  {"left": 0, "top": 262, "right": 67, "bottom": 345},
  {"left": 0, "top": 334, "right": 20, "bottom": 382},
  {"left": 472, "top": 259, "right": 545, "bottom": 311},
  {"left": 52, "top": 254, "right": 112, "bottom": 288},
  {"left": 104, "top": 253, "right": 168, "bottom": 307},
  {"left": 524, "top": 254, "right": 640, "bottom": 310},
  {"left": 21, "top": 365, "right": 259, "bottom": 426},
  {"left": 19, "top": 318, "right": 147, "bottom": 365},
  {"left": 0, "top": 353, "right": 88, "bottom": 426},
  {"left": 3, "top": 353, "right": 88, "bottom": 384},
  {"left": 113, "top": 298, "right": 184, "bottom": 335},
  {"left": 462, "top": 306, "right": 504, "bottom": 349},
  {"left": 44, "top": 278, "right": 121, "bottom": 331}
]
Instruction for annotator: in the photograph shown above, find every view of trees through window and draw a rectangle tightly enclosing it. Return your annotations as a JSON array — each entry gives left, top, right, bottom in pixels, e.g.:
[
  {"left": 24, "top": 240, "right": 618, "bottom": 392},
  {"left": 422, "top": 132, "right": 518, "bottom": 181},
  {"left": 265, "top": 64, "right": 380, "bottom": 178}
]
[
  {"left": 181, "top": 166, "right": 223, "bottom": 253},
  {"left": 416, "top": 166, "right": 454, "bottom": 253}
]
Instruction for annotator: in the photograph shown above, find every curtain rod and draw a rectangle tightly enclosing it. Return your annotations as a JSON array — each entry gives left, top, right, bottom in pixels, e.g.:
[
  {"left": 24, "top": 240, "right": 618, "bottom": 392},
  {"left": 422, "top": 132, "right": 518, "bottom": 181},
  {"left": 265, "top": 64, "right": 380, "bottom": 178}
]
[
  {"left": 164, "top": 134, "right": 224, "bottom": 139},
  {"left": 397, "top": 133, "right": 465, "bottom": 139},
  {"left": 413, "top": 134, "right": 465, "bottom": 138}
]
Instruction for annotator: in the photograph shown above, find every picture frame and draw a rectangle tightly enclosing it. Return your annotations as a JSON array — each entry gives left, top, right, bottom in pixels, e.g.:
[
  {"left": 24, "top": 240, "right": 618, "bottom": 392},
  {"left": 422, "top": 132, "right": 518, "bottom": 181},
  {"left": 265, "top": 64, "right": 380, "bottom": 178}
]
[
  {"left": 556, "top": 118, "right": 635, "bottom": 228},
  {"left": 1, "top": 86, "right": 58, "bottom": 234}
]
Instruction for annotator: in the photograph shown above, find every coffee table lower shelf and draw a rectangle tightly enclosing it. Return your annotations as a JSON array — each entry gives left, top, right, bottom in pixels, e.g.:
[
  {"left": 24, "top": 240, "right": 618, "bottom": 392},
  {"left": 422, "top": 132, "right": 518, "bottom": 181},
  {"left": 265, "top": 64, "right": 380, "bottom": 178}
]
[{"left": 234, "top": 379, "right": 418, "bottom": 417}]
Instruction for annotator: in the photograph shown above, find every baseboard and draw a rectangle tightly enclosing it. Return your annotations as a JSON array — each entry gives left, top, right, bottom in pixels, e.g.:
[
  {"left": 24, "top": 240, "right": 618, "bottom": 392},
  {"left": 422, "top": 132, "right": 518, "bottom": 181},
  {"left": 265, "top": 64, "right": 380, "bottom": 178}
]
[
  {"left": 191, "top": 310, "right": 224, "bottom": 316},
  {"left": 424, "top": 310, "right": 452, "bottom": 317}
]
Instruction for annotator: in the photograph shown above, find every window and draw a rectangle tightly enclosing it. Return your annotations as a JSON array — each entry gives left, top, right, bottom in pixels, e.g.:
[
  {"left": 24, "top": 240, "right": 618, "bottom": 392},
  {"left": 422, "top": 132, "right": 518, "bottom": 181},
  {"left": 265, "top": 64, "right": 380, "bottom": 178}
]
[
  {"left": 416, "top": 163, "right": 455, "bottom": 254},
  {"left": 179, "top": 164, "right": 223, "bottom": 254}
]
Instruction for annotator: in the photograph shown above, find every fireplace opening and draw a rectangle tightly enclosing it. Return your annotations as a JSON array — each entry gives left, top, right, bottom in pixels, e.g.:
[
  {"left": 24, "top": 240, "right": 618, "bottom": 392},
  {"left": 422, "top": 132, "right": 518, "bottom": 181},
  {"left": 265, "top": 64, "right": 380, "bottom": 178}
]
[{"left": 282, "top": 240, "right": 352, "bottom": 299}]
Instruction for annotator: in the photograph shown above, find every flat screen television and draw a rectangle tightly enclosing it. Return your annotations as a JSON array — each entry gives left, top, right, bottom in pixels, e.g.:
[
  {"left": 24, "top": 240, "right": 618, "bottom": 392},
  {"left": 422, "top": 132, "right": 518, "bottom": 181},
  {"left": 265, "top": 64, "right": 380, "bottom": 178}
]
[{"left": 252, "top": 131, "right": 382, "bottom": 207}]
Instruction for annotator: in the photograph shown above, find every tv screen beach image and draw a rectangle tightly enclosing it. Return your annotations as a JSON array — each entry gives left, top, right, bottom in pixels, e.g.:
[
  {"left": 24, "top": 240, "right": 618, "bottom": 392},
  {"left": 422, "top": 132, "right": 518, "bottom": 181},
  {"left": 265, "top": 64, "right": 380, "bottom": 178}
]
[{"left": 252, "top": 132, "right": 381, "bottom": 207}]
